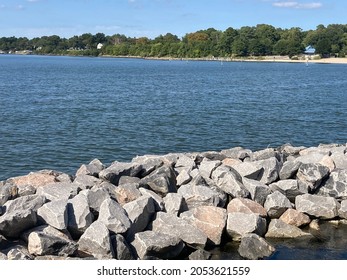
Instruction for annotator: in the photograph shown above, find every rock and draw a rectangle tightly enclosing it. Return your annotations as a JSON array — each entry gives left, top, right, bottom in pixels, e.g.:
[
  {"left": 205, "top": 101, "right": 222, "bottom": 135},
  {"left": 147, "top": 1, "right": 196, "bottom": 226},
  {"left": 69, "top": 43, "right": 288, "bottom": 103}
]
[
  {"left": 176, "top": 169, "right": 192, "bottom": 186},
  {"left": 188, "top": 249, "right": 211, "bottom": 260},
  {"left": 151, "top": 212, "right": 207, "bottom": 248},
  {"left": 331, "top": 151, "right": 347, "bottom": 169},
  {"left": 131, "top": 230, "right": 184, "bottom": 260},
  {"left": 280, "top": 144, "right": 306, "bottom": 156},
  {"left": 67, "top": 193, "right": 94, "bottom": 238},
  {"left": 226, "top": 212, "right": 267, "bottom": 241},
  {"left": 200, "top": 151, "right": 226, "bottom": 161},
  {"left": 0, "top": 183, "right": 18, "bottom": 205},
  {"left": 242, "top": 178, "right": 271, "bottom": 206},
  {"left": 264, "top": 191, "right": 292, "bottom": 219},
  {"left": 232, "top": 162, "right": 263, "bottom": 180},
  {"left": 27, "top": 225, "right": 77, "bottom": 256},
  {"left": 177, "top": 184, "right": 226, "bottom": 209},
  {"left": 221, "top": 147, "right": 252, "bottom": 160},
  {"left": 338, "top": 200, "right": 347, "bottom": 219},
  {"left": 118, "top": 176, "right": 141, "bottom": 185},
  {"left": 0, "top": 252, "right": 7, "bottom": 260},
  {"left": 227, "top": 198, "right": 267, "bottom": 217},
  {"left": 76, "top": 158, "right": 105, "bottom": 177},
  {"left": 269, "top": 179, "right": 308, "bottom": 202},
  {"left": 78, "top": 220, "right": 114, "bottom": 259},
  {"left": 123, "top": 196, "right": 156, "bottom": 239},
  {"left": 73, "top": 175, "right": 103, "bottom": 190},
  {"left": 163, "top": 193, "right": 186, "bottom": 216},
  {"left": 319, "top": 155, "right": 336, "bottom": 172},
  {"left": 80, "top": 188, "right": 110, "bottom": 214},
  {"left": 238, "top": 233, "right": 275, "bottom": 260},
  {"left": 316, "top": 169, "right": 347, "bottom": 199},
  {"left": 296, "top": 151, "right": 327, "bottom": 163},
  {"left": 279, "top": 209, "right": 311, "bottom": 227},
  {"left": 140, "top": 164, "right": 177, "bottom": 196},
  {"left": 139, "top": 188, "right": 164, "bottom": 211},
  {"left": 112, "top": 234, "right": 135, "bottom": 260},
  {"left": 7, "top": 246, "right": 33, "bottom": 260},
  {"left": 5, "top": 171, "right": 58, "bottom": 190},
  {"left": 131, "top": 155, "right": 165, "bottom": 177},
  {"left": 36, "top": 182, "right": 79, "bottom": 201},
  {"left": 222, "top": 158, "right": 242, "bottom": 167},
  {"left": 198, "top": 158, "right": 221, "bottom": 181},
  {"left": 175, "top": 154, "right": 196, "bottom": 172},
  {"left": 279, "top": 160, "right": 302, "bottom": 180},
  {"left": 254, "top": 157, "right": 281, "bottom": 185},
  {"left": 295, "top": 194, "right": 340, "bottom": 219},
  {"left": 98, "top": 198, "right": 131, "bottom": 234},
  {"left": 37, "top": 199, "right": 68, "bottom": 230},
  {"left": 265, "top": 219, "right": 312, "bottom": 238},
  {"left": 251, "top": 148, "right": 280, "bottom": 161},
  {"left": 211, "top": 165, "right": 250, "bottom": 198},
  {"left": 180, "top": 206, "right": 227, "bottom": 246},
  {"left": 296, "top": 163, "right": 330, "bottom": 192},
  {"left": 17, "top": 184, "right": 36, "bottom": 197},
  {"left": 0, "top": 195, "right": 45, "bottom": 238},
  {"left": 99, "top": 161, "right": 143, "bottom": 185},
  {"left": 114, "top": 183, "right": 142, "bottom": 206}
]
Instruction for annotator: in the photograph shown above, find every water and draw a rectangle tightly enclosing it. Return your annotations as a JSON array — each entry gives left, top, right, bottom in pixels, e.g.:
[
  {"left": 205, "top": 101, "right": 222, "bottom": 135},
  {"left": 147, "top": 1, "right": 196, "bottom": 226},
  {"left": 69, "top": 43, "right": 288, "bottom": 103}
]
[{"left": 1, "top": 55, "right": 346, "bottom": 181}]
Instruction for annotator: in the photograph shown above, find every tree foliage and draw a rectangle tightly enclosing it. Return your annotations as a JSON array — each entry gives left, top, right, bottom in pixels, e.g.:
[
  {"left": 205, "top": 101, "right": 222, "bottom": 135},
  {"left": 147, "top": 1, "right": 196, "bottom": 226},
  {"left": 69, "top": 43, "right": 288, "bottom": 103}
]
[{"left": 1, "top": 24, "right": 347, "bottom": 57}]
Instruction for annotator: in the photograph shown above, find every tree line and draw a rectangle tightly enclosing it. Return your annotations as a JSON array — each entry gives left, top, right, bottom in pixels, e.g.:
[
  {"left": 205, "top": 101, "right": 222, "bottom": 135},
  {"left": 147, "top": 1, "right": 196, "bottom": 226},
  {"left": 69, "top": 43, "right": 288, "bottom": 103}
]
[{"left": 1, "top": 24, "right": 347, "bottom": 58}]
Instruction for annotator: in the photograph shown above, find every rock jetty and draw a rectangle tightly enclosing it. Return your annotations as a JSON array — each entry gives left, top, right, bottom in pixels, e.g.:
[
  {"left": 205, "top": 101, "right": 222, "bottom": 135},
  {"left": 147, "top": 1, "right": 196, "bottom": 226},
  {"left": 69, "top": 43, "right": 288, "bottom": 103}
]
[{"left": 0, "top": 143, "right": 347, "bottom": 260}]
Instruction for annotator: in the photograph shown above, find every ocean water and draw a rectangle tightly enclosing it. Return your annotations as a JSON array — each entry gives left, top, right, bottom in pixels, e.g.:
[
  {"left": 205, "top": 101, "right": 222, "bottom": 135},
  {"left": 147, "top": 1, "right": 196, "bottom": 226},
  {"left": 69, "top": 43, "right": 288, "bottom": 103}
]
[{"left": 1, "top": 55, "right": 346, "bottom": 180}]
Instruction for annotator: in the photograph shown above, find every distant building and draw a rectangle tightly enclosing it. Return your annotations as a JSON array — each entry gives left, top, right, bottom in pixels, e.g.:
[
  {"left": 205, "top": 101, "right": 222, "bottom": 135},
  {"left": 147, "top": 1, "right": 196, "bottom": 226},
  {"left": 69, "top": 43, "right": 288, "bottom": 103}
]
[
  {"left": 304, "top": 45, "right": 316, "bottom": 55},
  {"left": 97, "top": 43, "right": 104, "bottom": 50}
]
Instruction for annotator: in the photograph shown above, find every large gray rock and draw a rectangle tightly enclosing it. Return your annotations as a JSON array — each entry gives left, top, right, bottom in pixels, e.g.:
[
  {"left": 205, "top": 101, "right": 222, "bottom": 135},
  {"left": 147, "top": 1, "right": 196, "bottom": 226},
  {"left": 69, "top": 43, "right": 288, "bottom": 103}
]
[
  {"left": 139, "top": 188, "right": 164, "bottom": 211},
  {"left": 295, "top": 151, "right": 327, "bottom": 164},
  {"left": 238, "top": 233, "right": 275, "bottom": 260},
  {"left": 98, "top": 198, "right": 131, "bottom": 234},
  {"left": 112, "top": 234, "right": 135, "bottom": 260},
  {"left": 254, "top": 157, "right": 281, "bottom": 185},
  {"left": 27, "top": 225, "right": 77, "bottom": 256},
  {"left": 36, "top": 182, "right": 79, "bottom": 201},
  {"left": 295, "top": 194, "right": 340, "bottom": 219},
  {"left": 3, "top": 194, "right": 46, "bottom": 213},
  {"left": 123, "top": 196, "right": 156, "bottom": 239},
  {"left": 175, "top": 154, "right": 196, "bottom": 172},
  {"left": 79, "top": 188, "right": 110, "bottom": 213},
  {"left": 0, "top": 252, "right": 7, "bottom": 260},
  {"left": 227, "top": 198, "right": 267, "bottom": 217},
  {"left": 242, "top": 178, "right": 271, "bottom": 206},
  {"left": 0, "top": 183, "right": 18, "bottom": 205},
  {"left": 338, "top": 200, "right": 347, "bottom": 219},
  {"left": 198, "top": 158, "right": 221, "bottom": 181},
  {"left": 37, "top": 199, "right": 68, "bottom": 230},
  {"left": 76, "top": 158, "right": 105, "bottom": 177},
  {"left": 180, "top": 206, "right": 227, "bottom": 246},
  {"left": 78, "top": 220, "right": 114, "bottom": 259},
  {"left": 67, "top": 193, "right": 94, "bottom": 238},
  {"left": 73, "top": 175, "right": 103, "bottom": 190},
  {"left": 279, "top": 160, "right": 302, "bottom": 180},
  {"left": 211, "top": 165, "right": 250, "bottom": 198},
  {"left": 178, "top": 183, "right": 226, "bottom": 209},
  {"left": 151, "top": 212, "right": 207, "bottom": 248},
  {"left": 221, "top": 147, "right": 252, "bottom": 160},
  {"left": 279, "top": 209, "right": 311, "bottom": 227},
  {"left": 226, "top": 212, "right": 267, "bottom": 241},
  {"left": 269, "top": 179, "right": 308, "bottom": 202},
  {"left": 251, "top": 148, "right": 279, "bottom": 161},
  {"left": 114, "top": 183, "right": 142, "bottom": 206},
  {"left": 6, "top": 245, "right": 33, "bottom": 260},
  {"left": 131, "top": 230, "right": 184, "bottom": 259},
  {"left": 296, "top": 163, "right": 330, "bottom": 192},
  {"left": 164, "top": 193, "right": 186, "bottom": 216},
  {"left": 264, "top": 191, "right": 292, "bottom": 219},
  {"left": 316, "top": 169, "right": 347, "bottom": 199},
  {"left": 331, "top": 151, "right": 347, "bottom": 169},
  {"left": 131, "top": 155, "right": 165, "bottom": 177},
  {"left": 176, "top": 169, "right": 192, "bottom": 186},
  {"left": 99, "top": 161, "right": 143, "bottom": 185},
  {"left": 232, "top": 162, "right": 263, "bottom": 180},
  {"left": 265, "top": 219, "right": 311, "bottom": 238}
]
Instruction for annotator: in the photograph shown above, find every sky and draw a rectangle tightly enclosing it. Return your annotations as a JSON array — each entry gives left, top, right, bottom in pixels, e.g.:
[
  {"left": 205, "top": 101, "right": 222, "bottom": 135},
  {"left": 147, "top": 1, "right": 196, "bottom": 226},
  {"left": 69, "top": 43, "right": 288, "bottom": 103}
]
[{"left": 0, "top": 0, "right": 346, "bottom": 39}]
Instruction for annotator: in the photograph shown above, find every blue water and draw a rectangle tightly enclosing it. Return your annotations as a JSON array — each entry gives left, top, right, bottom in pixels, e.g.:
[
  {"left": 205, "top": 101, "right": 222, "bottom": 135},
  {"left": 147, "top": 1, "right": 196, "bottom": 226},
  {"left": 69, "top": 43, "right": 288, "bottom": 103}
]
[{"left": 0, "top": 55, "right": 346, "bottom": 181}]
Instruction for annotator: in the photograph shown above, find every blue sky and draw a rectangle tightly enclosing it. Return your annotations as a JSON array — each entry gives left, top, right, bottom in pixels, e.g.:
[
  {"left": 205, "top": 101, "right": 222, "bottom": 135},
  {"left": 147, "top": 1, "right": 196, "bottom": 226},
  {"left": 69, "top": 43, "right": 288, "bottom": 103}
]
[{"left": 0, "top": 0, "right": 346, "bottom": 38}]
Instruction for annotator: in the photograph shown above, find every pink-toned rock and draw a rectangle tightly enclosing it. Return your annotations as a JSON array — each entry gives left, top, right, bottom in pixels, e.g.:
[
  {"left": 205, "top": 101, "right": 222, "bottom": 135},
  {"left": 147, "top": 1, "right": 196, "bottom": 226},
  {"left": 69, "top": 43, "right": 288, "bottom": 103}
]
[
  {"left": 227, "top": 198, "right": 267, "bottom": 218},
  {"left": 279, "top": 209, "right": 311, "bottom": 227},
  {"left": 7, "top": 171, "right": 58, "bottom": 189},
  {"left": 222, "top": 158, "right": 242, "bottom": 167},
  {"left": 113, "top": 184, "right": 141, "bottom": 206},
  {"left": 180, "top": 206, "right": 227, "bottom": 246},
  {"left": 319, "top": 155, "right": 336, "bottom": 172}
]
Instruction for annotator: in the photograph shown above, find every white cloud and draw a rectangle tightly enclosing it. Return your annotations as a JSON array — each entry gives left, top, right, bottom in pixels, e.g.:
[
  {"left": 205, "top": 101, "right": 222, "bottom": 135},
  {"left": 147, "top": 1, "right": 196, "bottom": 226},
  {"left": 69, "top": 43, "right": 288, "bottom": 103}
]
[{"left": 272, "top": 1, "right": 323, "bottom": 9}]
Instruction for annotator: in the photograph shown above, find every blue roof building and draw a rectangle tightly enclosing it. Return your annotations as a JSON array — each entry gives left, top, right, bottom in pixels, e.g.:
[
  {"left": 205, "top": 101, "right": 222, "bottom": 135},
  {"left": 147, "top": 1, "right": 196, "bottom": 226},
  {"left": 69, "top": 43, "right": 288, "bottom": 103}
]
[{"left": 304, "top": 45, "right": 316, "bottom": 55}]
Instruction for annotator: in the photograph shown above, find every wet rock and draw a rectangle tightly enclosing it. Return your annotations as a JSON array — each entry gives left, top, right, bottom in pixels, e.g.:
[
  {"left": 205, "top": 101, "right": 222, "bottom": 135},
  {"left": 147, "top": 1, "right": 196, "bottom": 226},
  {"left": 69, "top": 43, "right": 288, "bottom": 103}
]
[
  {"left": 151, "top": 212, "right": 207, "bottom": 248},
  {"left": 163, "top": 193, "right": 186, "bottom": 216},
  {"left": 242, "top": 178, "right": 271, "bottom": 206},
  {"left": 269, "top": 179, "right": 308, "bottom": 202},
  {"left": 139, "top": 188, "right": 164, "bottom": 211},
  {"left": 227, "top": 198, "right": 267, "bottom": 217},
  {"left": 295, "top": 194, "right": 340, "bottom": 219},
  {"left": 112, "top": 234, "right": 135, "bottom": 260},
  {"left": 37, "top": 199, "right": 68, "bottom": 230},
  {"left": 279, "top": 160, "right": 302, "bottom": 180},
  {"left": 131, "top": 230, "right": 184, "bottom": 259},
  {"left": 123, "top": 196, "right": 156, "bottom": 239},
  {"left": 254, "top": 157, "right": 280, "bottom": 184},
  {"left": 76, "top": 158, "right": 105, "bottom": 177},
  {"left": 188, "top": 249, "right": 211, "bottom": 260},
  {"left": 73, "top": 175, "right": 103, "bottom": 190},
  {"left": 180, "top": 206, "right": 227, "bottom": 246},
  {"left": 67, "top": 193, "right": 94, "bottom": 238},
  {"left": 232, "top": 162, "right": 263, "bottom": 180},
  {"left": 238, "top": 233, "right": 275, "bottom": 260},
  {"left": 99, "top": 161, "right": 143, "bottom": 185},
  {"left": 279, "top": 209, "right": 311, "bottom": 227},
  {"left": 316, "top": 169, "right": 347, "bottom": 199},
  {"left": 265, "top": 219, "right": 312, "bottom": 238},
  {"left": 36, "top": 182, "right": 79, "bottom": 201},
  {"left": 226, "top": 212, "right": 267, "bottom": 241},
  {"left": 114, "top": 183, "right": 142, "bottom": 206},
  {"left": 264, "top": 191, "right": 292, "bottom": 219},
  {"left": 78, "top": 220, "right": 114, "bottom": 259},
  {"left": 296, "top": 163, "right": 330, "bottom": 192},
  {"left": 98, "top": 198, "right": 131, "bottom": 234},
  {"left": 140, "top": 164, "right": 177, "bottom": 196}
]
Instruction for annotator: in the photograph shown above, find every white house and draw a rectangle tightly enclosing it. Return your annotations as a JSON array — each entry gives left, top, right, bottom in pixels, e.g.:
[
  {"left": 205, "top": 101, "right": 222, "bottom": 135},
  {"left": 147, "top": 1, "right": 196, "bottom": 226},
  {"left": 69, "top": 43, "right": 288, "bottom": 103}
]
[{"left": 97, "top": 43, "right": 104, "bottom": 50}]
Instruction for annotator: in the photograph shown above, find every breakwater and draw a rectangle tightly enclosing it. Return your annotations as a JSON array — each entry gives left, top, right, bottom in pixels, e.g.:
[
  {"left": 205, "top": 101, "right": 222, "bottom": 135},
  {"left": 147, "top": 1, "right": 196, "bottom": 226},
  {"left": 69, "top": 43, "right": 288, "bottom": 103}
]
[{"left": 1, "top": 143, "right": 347, "bottom": 260}]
